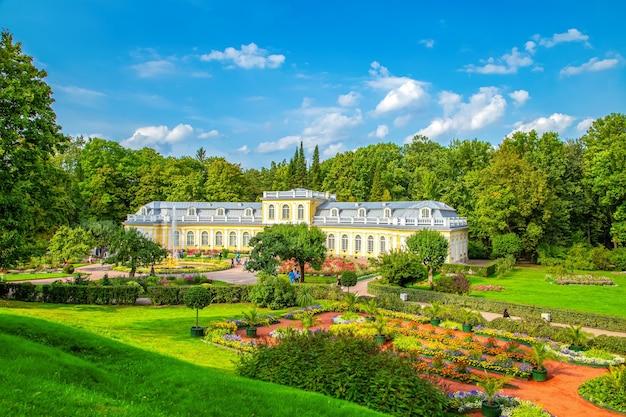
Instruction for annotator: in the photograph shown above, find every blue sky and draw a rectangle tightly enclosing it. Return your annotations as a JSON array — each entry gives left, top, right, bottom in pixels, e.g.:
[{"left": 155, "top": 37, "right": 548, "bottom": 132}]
[{"left": 2, "top": 0, "right": 624, "bottom": 168}]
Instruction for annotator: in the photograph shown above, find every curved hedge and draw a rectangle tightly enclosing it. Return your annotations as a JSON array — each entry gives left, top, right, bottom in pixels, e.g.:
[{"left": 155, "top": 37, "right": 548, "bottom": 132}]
[
  {"left": 368, "top": 281, "right": 626, "bottom": 332},
  {"left": 0, "top": 282, "right": 139, "bottom": 305}
]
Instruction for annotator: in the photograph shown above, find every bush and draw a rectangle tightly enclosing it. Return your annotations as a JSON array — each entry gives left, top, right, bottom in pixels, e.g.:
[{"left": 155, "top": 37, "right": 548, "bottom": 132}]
[
  {"left": 340, "top": 270, "right": 358, "bottom": 289},
  {"left": 564, "top": 242, "right": 593, "bottom": 271},
  {"left": 62, "top": 264, "right": 75, "bottom": 274},
  {"left": 491, "top": 233, "right": 522, "bottom": 259},
  {"left": 434, "top": 273, "right": 470, "bottom": 295},
  {"left": 468, "top": 239, "right": 490, "bottom": 259},
  {"left": 590, "top": 335, "right": 626, "bottom": 356},
  {"left": 248, "top": 274, "right": 296, "bottom": 309},
  {"left": 611, "top": 248, "right": 626, "bottom": 271},
  {"left": 236, "top": 332, "right": 450, "bottom": 417},
  {"left": 376, "top": 249, "right": 426, "bottom": 286},
  {"left": 591, "top": 246, "right": 613, "bottom": 270},
  {"left": 441, "top": 262, "right": 496, "bottom": 277}
]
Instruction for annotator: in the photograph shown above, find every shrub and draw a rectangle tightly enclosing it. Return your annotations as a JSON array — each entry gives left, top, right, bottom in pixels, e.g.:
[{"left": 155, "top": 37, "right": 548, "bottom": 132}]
[
  {"left": 340, "top": 270, "right": 358, "bottom": 290},
  {"left": 611, "top": 248, "right": 626, "bottom": 271},
  {"left": 491, "top": 233, "right": 522, "bottom": 259},
  {"left": 434, "top": 273, "right": 470, "bottom": 295},
  {"left": 440, "top": 262, "right": 496, "bottom": 277},
  {"left": 248, "top": 274, "right": 296, "bottom": 309},
  {"left": 468, "top": 239, "right": 489, "bottom": 259},
  {"left": 62, "top": 264, "right": 75, "bottom": 274},
  {"left": 564, "top": 242, "right": 593, "bottom": 271},
  {"left": 236, "top": 332, "right": 450, "bottom": 417},
  {"left": 376, "top": 249, "right": 426, "bottom": 286},
  {"left": 184, "top": 286, "right": 212, "bottom": 328},
  {"left": 591, "top": 246, "right": 613, "bottom": 270}
]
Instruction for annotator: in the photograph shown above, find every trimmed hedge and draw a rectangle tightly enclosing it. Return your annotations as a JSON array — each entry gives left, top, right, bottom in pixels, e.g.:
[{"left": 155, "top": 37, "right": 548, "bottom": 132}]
[
  {"left": 368, "top": 281, "right": 626, "bottom": 332},
  {"left": 441, "top": 262, "right": 497, "bottom": 277},
  {"left": 0, "top": 282, "right": 139, "bottom": 305},
  {"left": 147, "top": 285, "right": 252, "bottom": 305}
]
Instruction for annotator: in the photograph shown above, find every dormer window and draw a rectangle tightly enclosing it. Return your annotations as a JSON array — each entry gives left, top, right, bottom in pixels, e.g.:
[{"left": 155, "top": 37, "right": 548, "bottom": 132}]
[
  {"left": 384, "top": 208, "right": 392, "bottom": 218},
  {"left": 331, "top": 208, "right": 339, "bottom": 217},
  {"left": 420, "top": 208, "right": 431, "bottom": 218},
  {"left": 187, "top": 207, "right": 196, "bottom": 216},
  {"left": 357, "top": 208, "right": 366, "bottom": 217},
  {"left": 140, "top": 207, "right": 147, "bottom": 215},
  {"left": 244, "top": 208, "right": 252, "bottom": 217},
  {"left": 216, "top": 207, "right": 225, "bottom": 216}
]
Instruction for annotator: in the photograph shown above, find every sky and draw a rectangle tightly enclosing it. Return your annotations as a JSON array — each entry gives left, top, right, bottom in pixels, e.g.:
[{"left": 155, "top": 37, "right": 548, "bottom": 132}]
[{"left": 2, "top": 0, "right": 625, "bottom": 169}]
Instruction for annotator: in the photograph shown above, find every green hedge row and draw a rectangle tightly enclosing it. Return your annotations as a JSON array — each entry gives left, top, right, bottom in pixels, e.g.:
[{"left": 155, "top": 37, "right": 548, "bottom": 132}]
[
  {"left": 440, "top": 261, "right": 497, "bottom": 277},
  {"left": 0, "top": 282, "right": 139, "bottom": 305},
  {"left": 147, "top": 285, "right": 253, "bottom": 305},
  {"left": 368, "top": 282, "right": 626, "bottom": 332}
]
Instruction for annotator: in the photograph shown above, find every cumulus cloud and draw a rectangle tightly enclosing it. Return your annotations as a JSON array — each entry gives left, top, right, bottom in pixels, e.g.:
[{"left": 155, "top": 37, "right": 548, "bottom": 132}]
[
  {"left": 198, "top": 129, "right": 220, "bottom": 139},
  {"left": 237, "top": 145, "right": 251, "bottom": 154},
  {"left": 323, "top": 143, "right": 347, "bottom": 158},
  {"left": 560, "top": 56, "right": 621, "bottom": 76},
  {"left": 56, "top": 85, "right": 105, "bottom": 98},
  {"left": 131, "top": 60, "right": 176, "bottom": 77},
  {"left": 373, "top": 80, "right": 429, "bottom": 114},
  {"left": 122, "top": 124, "right": 195, "bottom": 149},
  {"left": 509, "top": 113, "right": 575, "bottom": 136},
  {"left": 535, "top": 28, "right": 590, "bottom": 48},
  {"left": 200, "top": 43, "right": 285, "bottom": 69},
  {"left": 338, "top": 91, "right": 361, "bottom": 107},
  {"left": 419, "top": 39, "right": 435, "bottom": 48},
  {"left": 509, "top": 90, "right": 530, "bottom": 107},
  {"left": 408, "top": 87, "right": 506, "bottom": 141},
  {"left": 463, "top": 47, "right": 533, "bottom": 74},
  {"left": 576, "top": 117, "right": 595, "bottom": 133},
  {"left": 368, "top": 124, "right": 389, "bottom": 139}
]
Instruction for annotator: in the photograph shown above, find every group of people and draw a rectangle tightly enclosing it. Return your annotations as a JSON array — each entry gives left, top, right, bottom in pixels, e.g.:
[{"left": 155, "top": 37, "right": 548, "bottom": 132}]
[{"left": 288, "top": 267, "right": 300, "bottom": 284}]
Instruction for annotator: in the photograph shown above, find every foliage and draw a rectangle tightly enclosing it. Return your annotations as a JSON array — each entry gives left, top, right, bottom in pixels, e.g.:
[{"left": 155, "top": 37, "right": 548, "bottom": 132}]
[
  {"left": 441, "top": 262, "right": 497, "bottom": 277},
  {"left": 247, "top": 223, "right": 326, "bottom": 283},
  {"left": 562, "top": 324, "right": 593, "bottom": 346},
  {"left": 183, "top": 286, "right": 212, "bottom": 328},
  {"left": 48, "top": 226, "right": 95, "bottom": 264},
  {"left": 104, "top": 227, "right": 167, "bottom": 277},
  {"left": 434, "top": 273, "right": 470, "bottom": 295},
  {"left": 406, "top": 229, "right": 449, "bottom": 286},
  {"left": 529, "top": 342, "right": 551, "bottom": 371},
  {"left": 578, "top": 364, "right": 626, "bottom": 413},
  {"left": 495, "top": 255, "right": 516, "bottom": 277},
  {"left": 295, "top": 284, "right": 315, "bottom": 307},
  {"left": 236, "top": 332, "right": 451, "bottom": 417},
  {"left": 475, "top": 371, "right": 513, "bottom": 405},
  {"left": 375, "top": 249, "right": 426, "bottom": 286},
  {"left": 491, "top": 233, "right": 522, "bottom": 259},
  {"left": 248, "top": 273, "right": 296, "bottom": 309},
  {"left": 240, "top": 307, "right": 266, "bottom": 328},
  {"left": 340, "top": 270, "right": 358, "bottom": 291}
]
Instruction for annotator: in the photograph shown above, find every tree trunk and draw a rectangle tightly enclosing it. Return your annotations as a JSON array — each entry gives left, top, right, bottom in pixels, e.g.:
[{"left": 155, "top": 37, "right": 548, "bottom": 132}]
[
  {"left": 129, "top": 267, "right": 136, "bottom": 278},
  {"left": 428, "top": 267, "right": 434, "bottom": 286},
  {"left": 299, "top": 261, "right": 306, "bottom": 283},
  {"left": 196, "top": 309, "right": 199, "bottom": 328}
]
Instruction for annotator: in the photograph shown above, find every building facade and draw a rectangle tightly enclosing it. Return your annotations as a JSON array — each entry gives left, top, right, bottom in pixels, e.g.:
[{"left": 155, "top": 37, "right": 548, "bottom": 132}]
[{"left": 124, "top": 188, "right": 469, "bottom": 263}]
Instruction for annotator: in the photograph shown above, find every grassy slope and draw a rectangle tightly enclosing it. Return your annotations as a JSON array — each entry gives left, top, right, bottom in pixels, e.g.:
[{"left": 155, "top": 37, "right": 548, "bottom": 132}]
[
  {"left": 0, "top": 313, "right": 390, "bottom": 417},
  {"left": 467, "top": 266, "right": 626, "bottom": 317}
]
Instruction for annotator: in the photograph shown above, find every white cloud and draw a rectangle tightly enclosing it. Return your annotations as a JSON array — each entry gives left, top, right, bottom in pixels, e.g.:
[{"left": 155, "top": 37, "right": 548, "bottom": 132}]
[
  {"left": 576, "top": 117, "right": 595, "bottom": 133},
  {"left": 131, "top": 60, "right": 176, "bottom": 77},
  {"left": 419, "top": 39, "right": 435, "bottom": 48},
  {"left": 338, "top": 91, "right": 361, "bottom": 107},
  {"left": 368, "top": 124, "right": 389, "bottom": 139},
  {"left": 463, "top": 47, "right": 533, "bottom": 74},
  {"left": 409, "top": 87, "right": 506, "bottom": 141},
  {"left": 237, "top": 145, "right": 251, "bottom": 154},
  {"left": 198, "top": 129, "right": 220, "bottom": 139},
  {"left": 525, "top": 41, "right": 536, "bottom": 54},
  {"left": 373, "top": 80, "right": 429, "bottom": 114},
  {"left": 509, "top": 113, "right": 575, "bottom": 136},
  {"left": 122, "top": 124, "right": 195, "bottom": 149},
  {"left": 394, "top": 115, "right": 412, "bottom": 127},
  {"left": 323, "top": 143, "right": 346, "bottom": 158},
  {"left": 368, "top": 61, "right": 390, "bottom": 78},
  {"left": 560, "top": 56, "right": 621, "bottom": 76},
  {"left": 56, "top": 85, "right": 105, "bottom": 98},
  {"left": 509, "top": 90, "right": 530, "bottom": 107},
  {"left": 536, "top": 28, "right": 590, "bottom": 48},
  {"left": 256, "top": 135, "right": 301, "bottom": 153},
  {"left": 200, "top": 43, "right": 285, "bottom": 69}
]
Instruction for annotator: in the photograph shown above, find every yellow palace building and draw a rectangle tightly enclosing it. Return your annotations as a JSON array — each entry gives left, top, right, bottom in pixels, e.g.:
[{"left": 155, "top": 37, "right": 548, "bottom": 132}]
[{"left": 124, "top": 188, "right": 469, "bottom": 263}]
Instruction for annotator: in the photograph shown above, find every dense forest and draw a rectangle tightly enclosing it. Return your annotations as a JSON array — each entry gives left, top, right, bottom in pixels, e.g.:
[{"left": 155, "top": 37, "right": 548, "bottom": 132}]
[{"left": 2, "top": 29, "right": 626, "bottom": 267}]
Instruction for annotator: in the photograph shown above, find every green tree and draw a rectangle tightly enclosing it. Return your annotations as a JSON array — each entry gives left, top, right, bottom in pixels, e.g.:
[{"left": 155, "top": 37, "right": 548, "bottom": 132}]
[
  {"left": 0, "top": 30, "right": 68, "bottom": 268},
  {"left": 406, "top": 230, "right": 449, "bottom": 286},
  {"left": 375, "top": 249, "right": 426, "bottom": 286},
  {"left": 491, "top": 233, "right": 522, "bottom": 259},
  {"left": 308, "top": 145, "right": 322, "bottom": 190},
  {"left": 48, "top": 226, "right": 94, "bottom": 264},
  {"left": 183, "top": 286, "right": 212, "bottom": 329},
  {"left": 340, "top": 270, "right": 358, "bottom": 292},
  {"left": 105, "top": 227, "right": 167, "bottom": 277},
  {"left": 247, "top": 223, "right": 326, "bottom": 283},
  {"left": 203, "top": 157, "right": 247, "bottom": 201},
  {"left": 83, "top": 220, "right": 119, "bottom": 259}
]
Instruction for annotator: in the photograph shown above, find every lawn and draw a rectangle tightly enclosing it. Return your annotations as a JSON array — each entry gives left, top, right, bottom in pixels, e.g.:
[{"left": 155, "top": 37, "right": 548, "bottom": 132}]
[
  {"left": 2, "top": 272, "right": 70, "bottom": 281},
  {"left": 467, "top": 266, "right": 626, "bottom": 317}
]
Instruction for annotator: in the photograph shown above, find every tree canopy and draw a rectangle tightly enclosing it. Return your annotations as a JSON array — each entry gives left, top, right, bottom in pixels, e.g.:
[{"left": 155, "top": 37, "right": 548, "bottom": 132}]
[
  {"left": 406, "top": 230, "right": 449, "bottom": 286},
  {"left": 104, "top": 228, "right": 168, "bottom": 277}
]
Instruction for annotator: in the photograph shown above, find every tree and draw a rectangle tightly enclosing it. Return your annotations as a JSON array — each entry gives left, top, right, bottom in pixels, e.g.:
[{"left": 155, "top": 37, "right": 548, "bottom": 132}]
[
  {"left": 105, "top": 228, "right": 167, "bottom": 277},
  {"left": 48, "top": 226, "right": 94, "bottom": 264},
  {"left": 406, "top": 230, "right": 449, "bottom": 286},
  {"left": 183, "top": 286, "right": 212, "bottom": 329},
  {"left": 247, "top": 223, "right": 326, "bottom": 283},
  {"left": 491, "top": 233, "right": 522, "bottom": 259},
  {"left": 308, "top": 145, "right": 322, "bottom": 190},
  {"left": 0, "top": 30, "right": 68, "bottom": 268},
  {"left": 83, "top": 220, "right": 118, "bottom": 258},
  {"left": 375, "top": 249, "right": 426, "bottom": 286},
  {"left": 195, "top": 147, "right": 207, "bottom": 162},
  {"left": 340, "top": 270, "right": 358, "bottom": 292}
]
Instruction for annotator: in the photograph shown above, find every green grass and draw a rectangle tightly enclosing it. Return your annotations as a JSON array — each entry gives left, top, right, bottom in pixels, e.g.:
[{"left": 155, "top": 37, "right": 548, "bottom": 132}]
[
  {"left": 0, "top": 312, "right": 390, "bottom": 417},
  {"left": 467, "top": 266, "right": 626, "bottom": 317},
  {"left": 2, "top": 272, "right": 69, "bottom": 281}
]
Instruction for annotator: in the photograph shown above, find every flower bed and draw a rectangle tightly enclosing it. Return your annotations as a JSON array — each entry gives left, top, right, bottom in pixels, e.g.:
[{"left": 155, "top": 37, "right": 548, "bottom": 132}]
[
  {"left": 546, "top": 342, "right": 625, "bottom": 367},
  {"left": 448, "top": 391, "right": 555, "bottom": 416},
  {"left": 546, "top": 273, "right": 614, "bottom": 286}
]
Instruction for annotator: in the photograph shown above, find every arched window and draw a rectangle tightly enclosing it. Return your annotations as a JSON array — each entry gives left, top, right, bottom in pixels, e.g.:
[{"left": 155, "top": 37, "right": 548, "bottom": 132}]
[
  {"left": 140, "top": 207, "right": 147, "bottom": 215},
  {"left": 244, "top": 208, "right": 252, "bottom": 217},
  {"left": 341, "top": 234, "right": 349, "bottom": 251},
  {"left": 215, "top": 231, "right": 223, "bottom": 246},
  {"left": 268, "top": 204, "right": 275, "bottom": 219},
  {"left": 383, "top": 208, "right": 392, "bottom": 218},
  {"left": 282, "top": 204, "right": 290, "bottom": 219},
  {"left": 229, "top": 231, "right": 237, "bottom": 247},
  {"left": 187, "top": 207, "right": 196, "bottom": 216},
  {"left": 201, "top": 231, "right": 209, "bottom": 246},
  {"left": 355, "top": 235, "right": 362, "bottom": 253},
  {"left": 174, "top": 231, "right": 180, "bottom": 246},
  {"left": 186, "top": 231, "right": 195, "bottom": 245},
  {"left": 379, "top": 236, "right": 386, "bottom": 254},
  {"left": 297, "top": 204, "right": 304, "bottom": 220},
  {"left": 242, "top": 232, "right": 250, "bottom": 247},
  {"left": 357, "top": 208, "right": 366, "bottom": 217},
  {"left": 367, "top": 235, "right": 374, "bottom": 253},
  {"left": 421, "top": 207, "right": 430, "bottom": 218},
  {"left": 327, "top": 234, "right": 335, "bottom": 250},
  {"left": 216, "top": 207, "right": 225, "bottom": 216},
  {"left": 330, "top": 208, "right": 339, "bottom": 217}
]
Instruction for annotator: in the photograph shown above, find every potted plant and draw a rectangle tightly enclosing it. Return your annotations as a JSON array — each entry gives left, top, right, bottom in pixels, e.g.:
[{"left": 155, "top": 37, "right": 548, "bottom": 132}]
[
  {"left": 476, "top": 371, "right": 512, "bottom": 417},
  {"left": 424, "top": 300, "right": 447, "bottom": 326},
  {"left": 241, "top": 307, "right": 265, "bottom": 338},
  {"left": 362, "top": 298, "right": 379, "bottom": 322},
  {"left": 299, "top": 310, "right": 321, "bottom": 334},
  {"left": 372, "top": 314, "right": 388, "bottom": 345},
  {"left": 460, "top": 308, "right": 482, "bottom": 332},
  {"left": 563, "top": 324, "right": 592, "bottom": 351},
  {"left": 530, "top": 341, "right": 552, "bottom": 382},
  {"left": 183, "top": 286, "right": 212, "bottom": 337}
]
